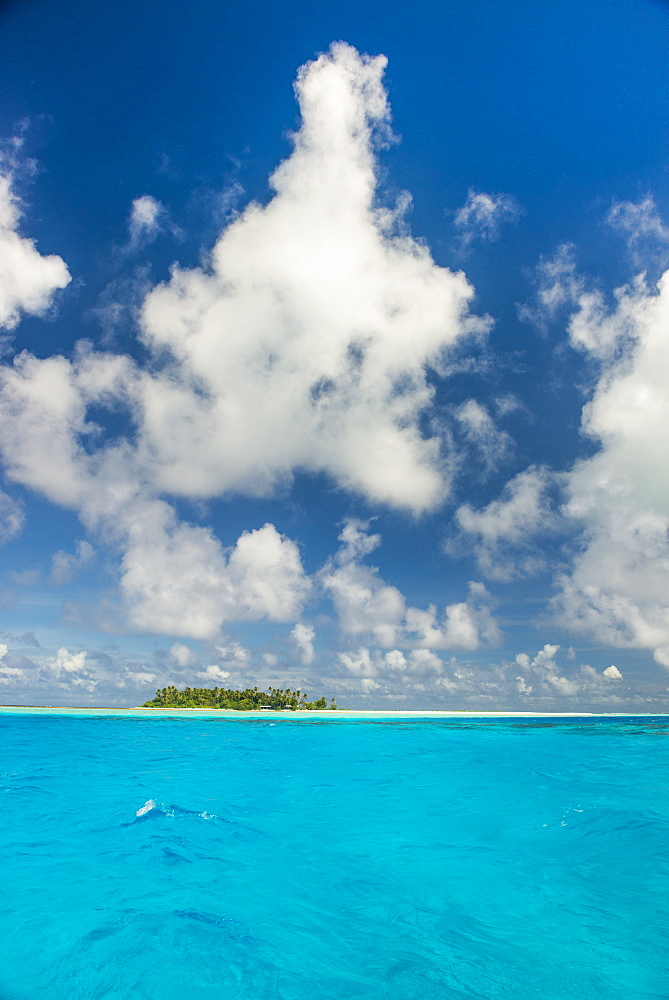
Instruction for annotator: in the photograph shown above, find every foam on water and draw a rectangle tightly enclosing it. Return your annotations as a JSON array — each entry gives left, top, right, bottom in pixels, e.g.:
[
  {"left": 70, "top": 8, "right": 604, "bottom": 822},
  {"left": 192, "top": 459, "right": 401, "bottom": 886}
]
[{"left": 0, "top": 712, "right": 667, "bottom": 999}]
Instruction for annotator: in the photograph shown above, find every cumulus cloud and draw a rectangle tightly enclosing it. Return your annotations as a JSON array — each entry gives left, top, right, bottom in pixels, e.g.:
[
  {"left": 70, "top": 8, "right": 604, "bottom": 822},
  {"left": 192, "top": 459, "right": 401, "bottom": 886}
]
[
  {"left": 454, "top": 189, "right": 522, "bottom": 249},
  {"left": 0, "top": 149, "right": 70, "bottom": 334},
  {"left": 338, "top": 645, "right": 446, "bottom": 679},
  {"left": 454, "top": 465, "right": 561, "bottom": 581},
  {"left": 0, "top": 43, "right": 487, "bottom": 640},
  {"left": 44, "top": 646, "right": 96, "bottom": 690},
  {"left": 553, "top": 268, "right": 669, "bottom": 666},
  {"left": 119, "top": 511, "right": 310, "bottom": 639},
  {"left": 50, "top": 539, "right": 95, "bottom": 584},
  {"left": 331, "top": 641, "right": 629, "bottom": 708},
  {"left": 0, "top": 490, "right": 24, "bottom": 543},
  {"left": 514, "top": 644, "right": 624, "bottom": 699},
  {"left": 291, "top": 623, "right": 315, "bottom": 666},
  {"left": 322, "top": 519, "right": 501, "bottom": 650}
]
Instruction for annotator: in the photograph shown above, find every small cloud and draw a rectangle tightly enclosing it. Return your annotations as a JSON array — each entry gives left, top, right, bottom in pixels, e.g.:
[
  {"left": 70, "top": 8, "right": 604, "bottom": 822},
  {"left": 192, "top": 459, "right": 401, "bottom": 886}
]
[
  {"left": 518, "top": 243, "right": 583, "bottom": 331},
  {"left": 198, "top": 664, "right": 231, "bottom": 683},
  {"left": 125, "top": 195, "right": 181, "bottom": 252},
  {"left": 169, "top": 642, "right": 196, "bottom": 668},
  {"left": 0, "top": 491, "right": 24, "bottom": 544},
  {"left": 128, "top": 671, "right": 157, "bottom": 685},
  {"left": 453, "top": 188, "right": 522, "bottom": 250},
  {"left": 214, "top": 642, "right": 250, "bottom": 668},
  {"left": 50, "top": 539, "right": 95, "bottom": 584},
  {"left": 608, "top": 195, "right": 669, "bottom": 271},
  {"left": 291, "top": 623, "right": 315, "bottom": 666},
  {"left": 129, "top": 195, "right": 164, "bottom": 245},
  {"left": 603, "top": 664, "right": 623, "bottom": 680},
  {"left": 453, "top": 399, "right": 513, "bottom": 473},
  {"left": 44, "top": 646, "right": 96, "bottom": 690}
]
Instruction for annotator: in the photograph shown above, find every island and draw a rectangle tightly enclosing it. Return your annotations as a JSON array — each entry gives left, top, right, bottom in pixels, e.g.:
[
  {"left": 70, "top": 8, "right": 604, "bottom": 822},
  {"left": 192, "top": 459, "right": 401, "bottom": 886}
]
[{"left": 143, "top": 685, "right": 338, "bottom": 711}]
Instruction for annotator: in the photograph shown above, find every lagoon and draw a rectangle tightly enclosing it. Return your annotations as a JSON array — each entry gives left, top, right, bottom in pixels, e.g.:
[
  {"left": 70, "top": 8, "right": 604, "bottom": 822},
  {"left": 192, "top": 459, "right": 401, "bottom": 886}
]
[{"left": 1, "top": 710, "right": 667, "bottom": 999}]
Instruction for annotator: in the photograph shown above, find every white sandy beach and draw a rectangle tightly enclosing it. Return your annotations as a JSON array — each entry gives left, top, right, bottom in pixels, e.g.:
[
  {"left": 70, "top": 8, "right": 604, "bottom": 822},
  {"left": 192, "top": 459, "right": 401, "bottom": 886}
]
[{"left": 0, "top": 705, "right": 661, "bottom": 717}]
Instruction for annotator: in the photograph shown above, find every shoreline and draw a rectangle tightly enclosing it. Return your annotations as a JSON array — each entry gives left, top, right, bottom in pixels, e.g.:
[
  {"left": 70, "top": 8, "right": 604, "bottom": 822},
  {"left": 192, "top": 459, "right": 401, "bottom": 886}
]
[{"left": 0, "top": 705, "right": 666, "bottom": 719}]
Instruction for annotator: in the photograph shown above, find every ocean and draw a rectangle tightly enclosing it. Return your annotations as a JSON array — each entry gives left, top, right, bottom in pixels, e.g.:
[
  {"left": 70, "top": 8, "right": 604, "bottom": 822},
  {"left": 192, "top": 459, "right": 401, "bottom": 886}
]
[{"left": 0, "top": 710, "right": 667, "bottom": 999}]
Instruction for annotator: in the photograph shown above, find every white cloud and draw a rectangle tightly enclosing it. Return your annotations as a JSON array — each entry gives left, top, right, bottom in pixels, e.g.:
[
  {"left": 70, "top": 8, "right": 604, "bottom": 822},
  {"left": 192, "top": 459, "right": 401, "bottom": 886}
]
[
  {"left": 46, "top": 646, "right": 87, "bottom": 673},
  {"left": 214, "top": 642, "right": 250, "bottom": 666},
  {"left": 322, "top": 519, "right": 501, "bottom": 650},
  {"left": 169, "top": 642, "right": 196, "bottom": 668},
  {"left": 0, "top": 154, "right": 70, "bottom": 333},
  {"left": 331, "top": 640, "right": 630, "bottom": 706},
  {"left": 119, "top": 509, "right": 310, "bottom": 639},
  {"left": 127, "top": 671, "right": 156, "bottom": 686},
  {"left": 128, "top": 195, "right": 165, "bottom": 245},
  {"left": 0, "top": 665, "right": 24, "bottom": 685},
  {"left": 337, "top": 645, "right": 446, "bottom": 679},
  {"left": 50, "top": 539, "right": 95, "bottom": 584},
  {"left": 518, "top": 243, "right": 584, "bottom": 330},
  {"left": 198, "top": 665, "right": 231, "bottom": 683},
  {"left": 0, "top": 490, "right": 24, "bottom": 543},
  {"left": 0, "top": 44, "right": 487, "bottom": 639},
  {"left": 553, "top": 268, "right": 669, "bottom": 664},
  {"left": 44, "top": 646, "right": 96, "bottom": 690},
  {"left": 513, "top": 644, "right": 625, "bottom": 699},
  {"left": 291, "top": 623, "right": 315, "bottom": 666},
  {"left": 454, "top": 399, "right": 513, "bottom": 472},
  {"left": 454, "top": 189, "right": 522, "bottom": 248},
  {"left": 0, "top": 642, "right": 7, "bottom": 659},
  {"left": 608, "top": 196, "right": 669, "bottom": 270},
  {"left": 455, "top": 465, "right": 560, "bottom": 581}
]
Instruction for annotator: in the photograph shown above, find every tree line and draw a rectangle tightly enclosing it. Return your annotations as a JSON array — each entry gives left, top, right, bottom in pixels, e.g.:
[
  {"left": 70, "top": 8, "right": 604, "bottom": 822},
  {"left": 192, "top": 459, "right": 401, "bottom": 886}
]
[{"left": 143, "top": 685, "right": 338, "bottom": 710}]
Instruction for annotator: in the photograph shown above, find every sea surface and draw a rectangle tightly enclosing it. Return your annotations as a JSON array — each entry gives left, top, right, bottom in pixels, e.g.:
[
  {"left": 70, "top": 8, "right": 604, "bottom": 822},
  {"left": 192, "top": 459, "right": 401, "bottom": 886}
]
[{"left": 0, "top": 711, "right": 667, "bottom": 999}]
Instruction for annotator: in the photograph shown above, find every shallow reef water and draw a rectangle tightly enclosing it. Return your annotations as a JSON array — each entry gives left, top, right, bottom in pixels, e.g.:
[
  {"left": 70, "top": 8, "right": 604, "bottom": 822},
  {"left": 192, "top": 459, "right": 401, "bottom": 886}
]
[{"left": 0, "top": 712, "right": 667, "bottom": 999}]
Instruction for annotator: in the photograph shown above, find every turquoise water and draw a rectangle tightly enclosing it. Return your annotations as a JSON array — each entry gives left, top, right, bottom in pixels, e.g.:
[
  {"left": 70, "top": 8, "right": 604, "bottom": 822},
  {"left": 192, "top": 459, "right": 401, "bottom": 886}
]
[{"left": 1, "top": 712, "right": 667, "bottom": 999}]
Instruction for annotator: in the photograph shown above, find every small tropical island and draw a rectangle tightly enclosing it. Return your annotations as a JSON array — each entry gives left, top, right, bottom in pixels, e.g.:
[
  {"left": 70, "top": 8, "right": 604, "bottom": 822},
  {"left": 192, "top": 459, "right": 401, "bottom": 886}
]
[{"left": 143, "top": 685, "right": 338, "bottom": 711}]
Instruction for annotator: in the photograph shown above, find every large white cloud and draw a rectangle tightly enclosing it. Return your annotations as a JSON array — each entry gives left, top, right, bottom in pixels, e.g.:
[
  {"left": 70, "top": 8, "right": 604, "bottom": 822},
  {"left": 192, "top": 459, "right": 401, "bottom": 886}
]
[
  {"left": 0, "top": 159, "right": 70, "bottom": 333},
  {"left": 119, "top": 507, "right": 310, "bottom": 638},
  {"left": 136, "top": 42, "right": 484, "bottom": 512},
  {"left": 554, "top": 264, "right": 669, "bottom": 666},
  {"left": 0, "top": 44, "right": 485, "bottom": 639}
]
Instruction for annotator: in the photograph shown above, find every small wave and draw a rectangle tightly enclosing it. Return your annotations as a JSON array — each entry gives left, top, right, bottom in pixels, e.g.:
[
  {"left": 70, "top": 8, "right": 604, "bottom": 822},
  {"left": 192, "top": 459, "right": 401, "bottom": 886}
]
[
  {"left": 136, "top": 799, "right": 156, "bottom": 817},
  {"left": 133, "top": 800, "right": 218, "bottom": 822},
  {"left": 127, "top": 800, "right": 250, "bottom": 829}
]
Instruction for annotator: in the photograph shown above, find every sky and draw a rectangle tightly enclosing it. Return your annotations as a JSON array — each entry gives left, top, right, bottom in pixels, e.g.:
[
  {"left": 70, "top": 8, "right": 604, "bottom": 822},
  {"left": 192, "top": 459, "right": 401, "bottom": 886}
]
[{"left": 1, "top": 0, "right": 669, "bottom": 710}]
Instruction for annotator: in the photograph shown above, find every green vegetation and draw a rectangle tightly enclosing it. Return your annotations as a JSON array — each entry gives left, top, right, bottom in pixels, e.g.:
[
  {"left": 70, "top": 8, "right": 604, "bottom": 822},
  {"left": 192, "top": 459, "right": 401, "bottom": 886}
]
[{"left": 143, "top": 685, "right": 338, "bottom": 711}]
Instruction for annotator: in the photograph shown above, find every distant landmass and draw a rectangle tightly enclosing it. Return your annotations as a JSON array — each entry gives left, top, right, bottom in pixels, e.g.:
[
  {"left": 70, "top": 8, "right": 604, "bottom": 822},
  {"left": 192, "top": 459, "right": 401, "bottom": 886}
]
[{"left": 143, "top": 685, "right": 338, "bottom": 711}]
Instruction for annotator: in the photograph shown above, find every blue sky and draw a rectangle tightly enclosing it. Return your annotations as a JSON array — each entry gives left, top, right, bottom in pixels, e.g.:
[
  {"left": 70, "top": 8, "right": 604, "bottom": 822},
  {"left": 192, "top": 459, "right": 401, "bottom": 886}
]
[{"left": 1, "top": 0, "right": 669, "bottom": 709}]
